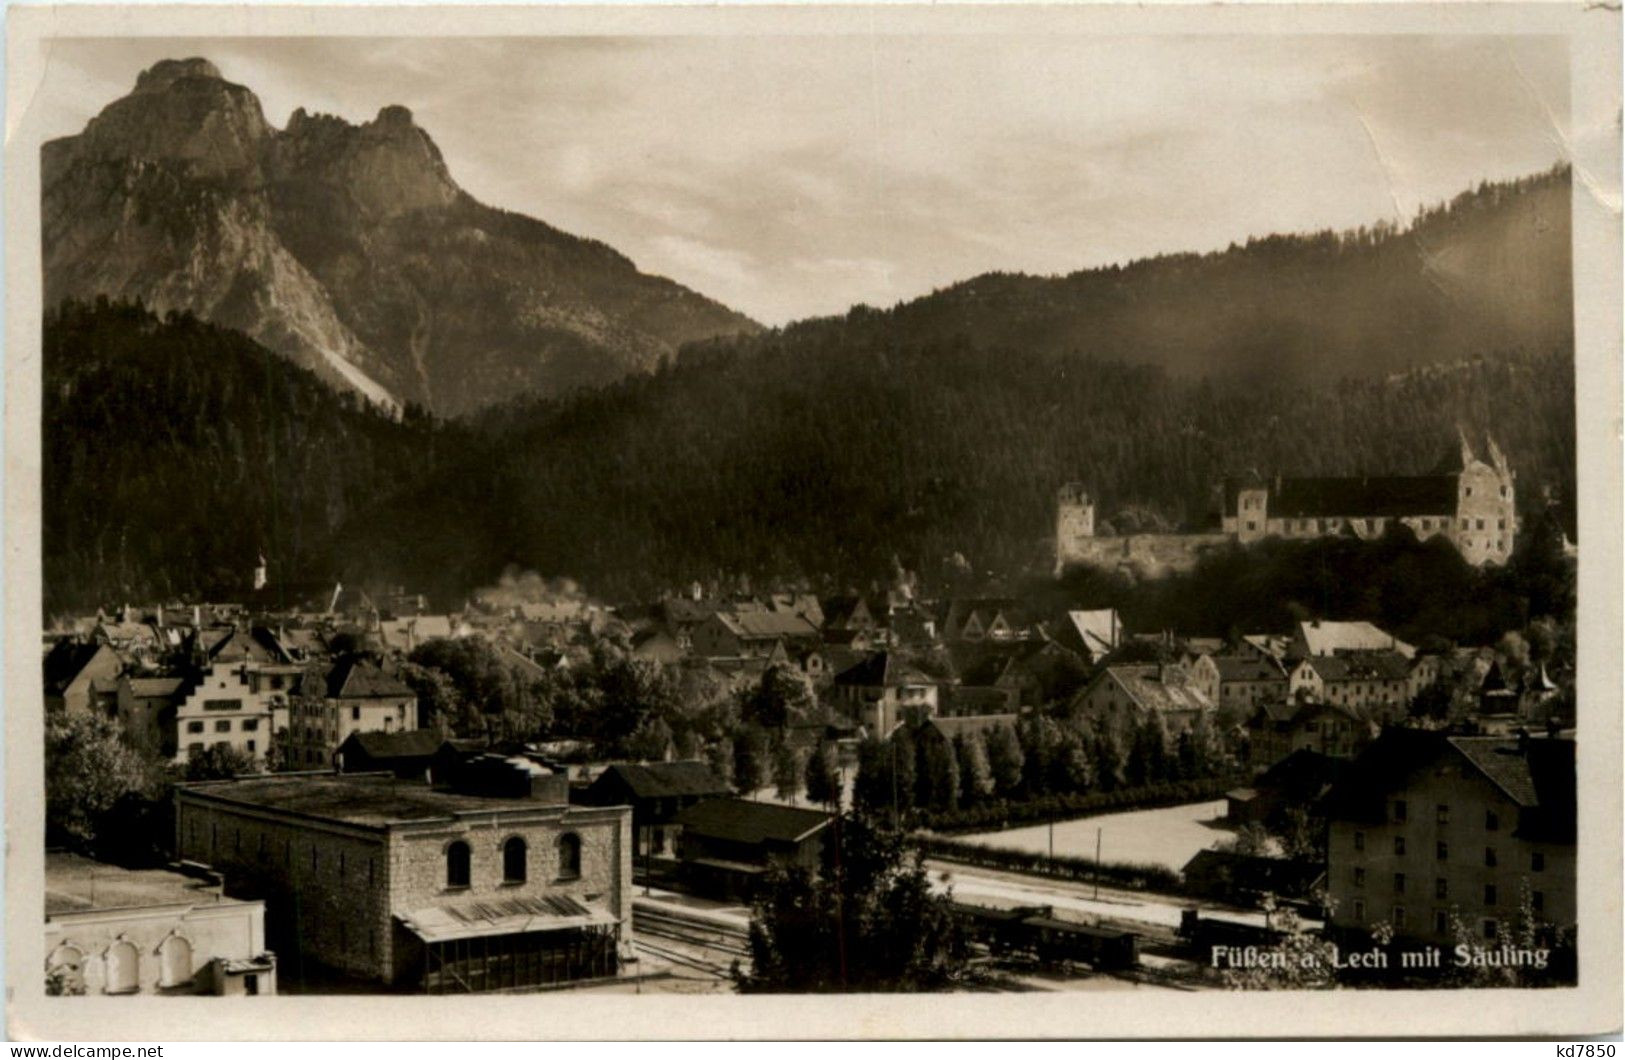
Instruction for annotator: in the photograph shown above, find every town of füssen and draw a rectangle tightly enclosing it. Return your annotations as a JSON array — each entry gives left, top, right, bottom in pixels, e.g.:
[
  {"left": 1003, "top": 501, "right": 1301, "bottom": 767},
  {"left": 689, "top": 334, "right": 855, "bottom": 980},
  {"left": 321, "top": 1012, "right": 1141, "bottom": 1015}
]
[{"left": 6, "top": 3, "right": 1620, "bottom": 1044}]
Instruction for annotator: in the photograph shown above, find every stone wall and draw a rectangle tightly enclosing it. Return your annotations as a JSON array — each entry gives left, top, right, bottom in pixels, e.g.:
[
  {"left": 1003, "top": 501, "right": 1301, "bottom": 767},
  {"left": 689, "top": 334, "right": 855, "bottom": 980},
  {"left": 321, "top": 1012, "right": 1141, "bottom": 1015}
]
[{"left": 1059, "top": 532, "right": 1234, "bottom": 578}]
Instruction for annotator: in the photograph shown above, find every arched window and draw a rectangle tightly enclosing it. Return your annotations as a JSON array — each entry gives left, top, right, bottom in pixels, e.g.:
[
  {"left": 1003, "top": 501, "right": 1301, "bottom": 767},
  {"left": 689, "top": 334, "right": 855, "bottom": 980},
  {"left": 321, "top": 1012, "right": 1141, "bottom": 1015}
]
[
  {"left": 557, "top": 833, "right": 582, "bottom": 880},
  {"left": 158, "top": 934, "right": 194, "bottom": 989},
  {"left": 503, "top": 836, "right": 527, "bottom": 884},
  {"left": 46, "top": 944, "right": 85, "bottom": 996},
  {"left": 104, "top": 940, "right": 140, "bottom": 994},
  {"left": 446, "top": 840, "right": 471, "bottom": 889}
]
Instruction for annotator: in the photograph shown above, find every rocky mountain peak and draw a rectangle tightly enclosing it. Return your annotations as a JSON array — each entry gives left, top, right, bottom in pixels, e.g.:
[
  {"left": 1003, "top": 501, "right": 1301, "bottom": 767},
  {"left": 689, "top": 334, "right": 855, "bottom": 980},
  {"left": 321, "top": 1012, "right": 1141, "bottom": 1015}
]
[{"left": 133, "top": 57, "right": 223, "bottom": 93}]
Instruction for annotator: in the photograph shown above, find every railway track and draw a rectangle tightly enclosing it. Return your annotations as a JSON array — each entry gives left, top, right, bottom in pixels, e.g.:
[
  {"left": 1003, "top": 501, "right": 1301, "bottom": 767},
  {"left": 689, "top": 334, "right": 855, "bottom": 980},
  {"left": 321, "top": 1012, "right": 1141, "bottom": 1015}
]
[{"left": 632, "top": 902, "right": 752, "bottom": 979}]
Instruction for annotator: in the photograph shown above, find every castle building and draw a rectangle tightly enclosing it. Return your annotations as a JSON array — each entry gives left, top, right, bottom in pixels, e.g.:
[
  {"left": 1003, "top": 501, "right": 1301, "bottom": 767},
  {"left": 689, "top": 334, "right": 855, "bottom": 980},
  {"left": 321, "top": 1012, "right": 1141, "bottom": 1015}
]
[
  {"left": 1222, "top": 434, "right": 1518, "bottom": 567},
  {"left": 1055, "top": 433, "right": 1519, "bottom": 576}
]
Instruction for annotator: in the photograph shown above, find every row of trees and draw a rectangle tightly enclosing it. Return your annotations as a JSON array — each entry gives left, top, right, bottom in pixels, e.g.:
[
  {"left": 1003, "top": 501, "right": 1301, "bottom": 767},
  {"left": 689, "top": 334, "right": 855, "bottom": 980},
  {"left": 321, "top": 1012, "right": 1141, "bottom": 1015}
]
[{"left": 852, "top": 711, "right": 1230, "bottom": 821}]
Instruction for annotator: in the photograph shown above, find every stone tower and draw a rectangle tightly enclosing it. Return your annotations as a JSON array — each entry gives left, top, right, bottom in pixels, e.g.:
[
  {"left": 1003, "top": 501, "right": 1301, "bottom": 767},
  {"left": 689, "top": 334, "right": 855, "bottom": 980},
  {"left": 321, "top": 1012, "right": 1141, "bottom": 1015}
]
[{"left": 1054, "top": 483, "right": 1096, "bottom": 576}]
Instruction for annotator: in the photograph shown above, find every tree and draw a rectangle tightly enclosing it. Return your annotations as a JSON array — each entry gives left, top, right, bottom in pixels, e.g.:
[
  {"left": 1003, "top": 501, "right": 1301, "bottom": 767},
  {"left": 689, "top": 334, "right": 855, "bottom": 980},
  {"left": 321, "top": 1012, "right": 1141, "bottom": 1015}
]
[
  {"left": 703, "top": 738, "right": 735, "bottom": 787},
  {"left": 398, "top": 661, "right": 464, "bottom": 734},
  {"left": 185, "top": 743, "right": 259, "bottom": 781},
  {"left": 853, "top": 737, "right": 891, "bottom": 815},
  {"left": 953, "top": 731, "right": 995, "bottom": 805},
  {"left": 1218, "top": 895, "right": 1340, "bottom": 990},
  {"left": 1051, "top": 725, "right": 1094, "bottom": 794},
  {"left": 737, "top": 811, "right": 968, "bottom": 992},
  {"left": 773, "top": 741, "right": 807, "bottom": 802},
  {"left": 733, "top": 726, "right": 772, "bottom": 794},
  {"left": 625, "top": 716, "right": 675, "bottom": 762},
  {"left": 45, "top": 713, "right": 165, "bottom": 849},
  {"left": 984, "top": 725, "right": 1025, "bottom": 797},
  {"left": 1091, "top": 724, "right": 1126, "bottom": 792},
  {"left": 1219, "top": 823, "right": 1273, "bottom": 857},
  {"left": 744, "top": 664, "right": 818, "bottom": 730},
  {"left": 1276, "top": 806, "right": 1321, "bottom": 861},
  {"left": 804, "top": 740, "right": 842, "bottom": 807},
  {"left": 915, "top": 733, "right": 960, "bottom": 812}
]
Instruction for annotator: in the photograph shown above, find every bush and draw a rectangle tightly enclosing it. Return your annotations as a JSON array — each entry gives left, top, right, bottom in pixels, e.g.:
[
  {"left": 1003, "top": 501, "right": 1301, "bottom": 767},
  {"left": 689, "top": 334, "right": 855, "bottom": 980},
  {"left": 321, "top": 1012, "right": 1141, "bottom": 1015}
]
[
  {"left": 912, "top": 775, "right": 1240, "bottom": 834},
  {"left": 913, "top": 835, "right": 1182, "bottom": 893}
]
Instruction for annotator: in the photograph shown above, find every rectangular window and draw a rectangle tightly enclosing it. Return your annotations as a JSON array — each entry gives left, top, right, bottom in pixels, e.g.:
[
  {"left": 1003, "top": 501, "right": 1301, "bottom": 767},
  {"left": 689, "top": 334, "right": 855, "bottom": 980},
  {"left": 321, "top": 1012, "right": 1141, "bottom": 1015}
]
[
  {"left": 242, "top": 719, "right": 259, "bottom": 732},
  {"left": 187, "top": 721, "right": 204, "bottom": 734},
  {"left": 1482, "top": 919, "right": 1497, "bottom": 940},
  {"left": 1533, "top": 891, "right": 1545, "bottom": 913},
  {"left": 1484, "top": 884, "right": 1497, "bottom": 906},
  {"left": 1485, "top": 810, "right": 1499, "bottom": 831},
  {"left": 1393, "top": 800, "right": 1408, "bottom": 823},
  {"left": 202, "top": 698, "right": 243, "bottom": 711},
  {"left": 214, "top": 719, "right": 231, "bottom": 733},
  {"left": 1485, "top": 847, "right": 1497, "bottom": 868},
  {"left": 1394, "top": 836, "right": 1406, "bottom": 856},
  {"left": 1393, "top": 906, "right": 1406, "bottom": 930},
  {"left": 1353, "top": 868, "right": 1365, "bottom": 888},
  {"left": 351, "top": 706, "right": 361, "bottom": 721},
  {"left": 1436, "top": 804, "right": 1449, "bottom": 825},
  {"left": 1531, "top": 851, "right": 1545, "bottom": 872},
  {"left": 1352, "top": 900, "right": 1365, "bottom": 923},
  {"left": 1435, "top": 910, "right": 1449, "bottom": 935},
  {"left": 246, "top": 739, "right": 255, "bottom": 752},
  {"left": 1393, "top": 873, "right": 1406, "bottom": 894},
  {"left": 1436, "top": 841, "right": 1448, "bottom": 861},
  {"left": 1435, "top": 878, "right": 1448, "bottom": 900},
  {"left": 1476, "top": 518, "right": 1485, "bottom": 530}
]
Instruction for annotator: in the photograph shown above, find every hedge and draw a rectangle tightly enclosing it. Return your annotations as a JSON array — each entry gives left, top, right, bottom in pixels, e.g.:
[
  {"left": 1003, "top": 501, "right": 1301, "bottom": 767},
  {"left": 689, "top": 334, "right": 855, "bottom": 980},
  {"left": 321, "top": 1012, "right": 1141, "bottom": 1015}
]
[
  {"left": 914, "top": 834, "right": 1183, "bottom": 893},
  {"left": 909, "top": 775, "right": 1243, "bottom": 834}
]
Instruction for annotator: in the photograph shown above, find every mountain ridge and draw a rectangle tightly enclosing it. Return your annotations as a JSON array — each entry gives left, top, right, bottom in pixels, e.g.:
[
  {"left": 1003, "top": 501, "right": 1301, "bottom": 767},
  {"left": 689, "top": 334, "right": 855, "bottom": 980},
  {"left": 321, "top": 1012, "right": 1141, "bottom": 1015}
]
[{"left": 42, "top": 58, "right": 761, "bottom": 415}]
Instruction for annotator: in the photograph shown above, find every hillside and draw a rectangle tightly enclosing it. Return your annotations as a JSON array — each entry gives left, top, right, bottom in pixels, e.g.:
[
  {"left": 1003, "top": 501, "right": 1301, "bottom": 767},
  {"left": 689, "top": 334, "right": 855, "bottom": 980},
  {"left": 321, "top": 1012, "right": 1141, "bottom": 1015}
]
[
  {"left": 877, "top": 166, "right": 1572, "bottom": 383},
  {"left": 42, "top": 58, "right": 759, "bottom": 415},
  {"left": 43, "top": 168, "right": 1577, "bottom": 612},
  {"left": 42, "top": 299, "right": 448, "bottom": 612},
  {"left": 333, "top": 314, "right": 1574, "bottom": 605}
]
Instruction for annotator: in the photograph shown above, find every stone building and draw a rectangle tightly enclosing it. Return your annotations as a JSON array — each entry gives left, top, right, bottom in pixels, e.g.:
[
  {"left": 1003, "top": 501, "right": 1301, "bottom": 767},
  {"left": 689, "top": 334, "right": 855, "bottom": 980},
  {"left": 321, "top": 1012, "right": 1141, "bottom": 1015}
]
[
  {"left": 45, "top": 852, "right": 275, "bottom": 996},
  {"left": 172, "top": 767, "right": 631, "bottom": 991},
  {"left": 830, "top": 651, "right": 939, "bottom": 737},
  {"left": 1321, "top": 729, "right": 1574, "bottom": 947},
  {"left": 1223, "top": 434, "right": 1518, "bottom": 567},
  {"left": 1068, "top": 662, "right": 1215, "bottom": 737}
]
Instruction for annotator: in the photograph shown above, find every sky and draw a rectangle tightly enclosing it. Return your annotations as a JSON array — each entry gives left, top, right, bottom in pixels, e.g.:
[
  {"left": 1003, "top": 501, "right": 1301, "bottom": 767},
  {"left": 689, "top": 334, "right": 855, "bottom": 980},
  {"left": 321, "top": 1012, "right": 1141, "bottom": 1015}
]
[{"left": 34, "top": 35, "right": 1570, "bottom": 325}]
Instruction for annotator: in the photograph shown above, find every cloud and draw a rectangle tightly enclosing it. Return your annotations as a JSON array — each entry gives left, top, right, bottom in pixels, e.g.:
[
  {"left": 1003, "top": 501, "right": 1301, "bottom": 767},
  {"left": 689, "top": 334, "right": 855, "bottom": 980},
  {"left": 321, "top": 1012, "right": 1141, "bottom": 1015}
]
[{"left": 42, "top": 34, "right": 1570, "bottom": 324}]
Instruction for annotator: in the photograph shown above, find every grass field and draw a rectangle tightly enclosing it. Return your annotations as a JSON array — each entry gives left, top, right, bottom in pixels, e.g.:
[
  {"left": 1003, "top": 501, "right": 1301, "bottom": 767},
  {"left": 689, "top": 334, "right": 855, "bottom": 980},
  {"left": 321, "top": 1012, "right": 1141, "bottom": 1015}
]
[{"left": 956, "top": 799, "right": 1235, "bottom": 871}]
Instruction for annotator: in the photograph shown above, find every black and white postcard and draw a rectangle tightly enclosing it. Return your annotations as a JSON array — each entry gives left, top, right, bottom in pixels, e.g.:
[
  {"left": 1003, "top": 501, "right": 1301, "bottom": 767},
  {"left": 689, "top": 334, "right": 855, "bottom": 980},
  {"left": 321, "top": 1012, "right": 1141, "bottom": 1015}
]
[{"left": 5, "top": 2, "right": 1620, "bottom": 1040}]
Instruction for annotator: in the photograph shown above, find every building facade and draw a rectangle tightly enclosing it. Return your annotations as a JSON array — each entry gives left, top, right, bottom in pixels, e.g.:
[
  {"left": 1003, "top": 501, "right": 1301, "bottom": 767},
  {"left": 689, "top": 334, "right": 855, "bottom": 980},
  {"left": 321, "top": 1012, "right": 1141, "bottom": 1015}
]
[
  {"left": 286, "top": 657, "right": 418, "bottom": 770},
  {"left": 173, "top": 661, "right": 278, "bottom": 764},
  {"left": 1322, "top": 730, "right": 1575, "bottom": 947},
  {"left": 172, "top": 770, "right": 632, "bottom": 991},
  {"left": 45, "top": 852, "right": 275, "bottom": 996},
  {"left": 1224, "top": 435, "right": 1518, "bottom": 567}
]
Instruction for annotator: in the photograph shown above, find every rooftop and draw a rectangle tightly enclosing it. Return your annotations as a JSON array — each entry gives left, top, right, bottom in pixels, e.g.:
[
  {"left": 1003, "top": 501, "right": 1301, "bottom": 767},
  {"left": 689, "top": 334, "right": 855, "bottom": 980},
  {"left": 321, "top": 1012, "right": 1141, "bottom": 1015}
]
[
  {"left": 177, "top": 772, "right": 567, "bottom": 827},
  {"left": 46, "top": 852, "right": 226, "bottom": 916},
  {"left": 675, "top": 797, "right": 832, "bottom": 845}
]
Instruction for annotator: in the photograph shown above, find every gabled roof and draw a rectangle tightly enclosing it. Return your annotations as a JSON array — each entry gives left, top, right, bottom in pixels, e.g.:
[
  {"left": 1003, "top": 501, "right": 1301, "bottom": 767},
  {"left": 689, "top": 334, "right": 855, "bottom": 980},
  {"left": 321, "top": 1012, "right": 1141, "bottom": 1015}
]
[
  {"left": 341, "top": 728, "right": 441, "bottom": 760},
  {"left": 1061, "top": 609, "right": 1122, "bottom": 656},
  {"left": 324, "top": 657, "right": 415, "bottom": 699},
  {"left": 590, "top": 761, "right": 730, "bottom": 800},
  {"left": 43, "top": 641, "right": 118, "bottom": 694},
  {"left": 1305, "top": 650, "right": 1412, "bottom": 683},
  {"left": 675, "top": 797, "right": 832, "bottom": 845},
  {"left": 1229, "top": 475, "right": 1458, "bottom": 518},
  {"left": 1095, "top": 664, "right": 1213, "bottom": 714},
  {"left": 1296, "top": 620, "right": 1415, "bottom": 659},
  {"left": 922, "top": 714, "right": 1020, "bottom": 743},
  {"left": 832, "top": 651, "right": 932, "bottom": 688},
  {"left": 820, "top": 595, "right": 873, "bottom": 630},
  {"left": 1320, "top": 730, "right": 1574, "bottom": 841},
  {"left": 123, "top": 676, "right": 186, "bottom": 699},
  {"left": 713, "top": 610, "right": 819, "bottom": 640},
  {"left": 1214, "top": 654, "right": 1288, "bottom": 683}
]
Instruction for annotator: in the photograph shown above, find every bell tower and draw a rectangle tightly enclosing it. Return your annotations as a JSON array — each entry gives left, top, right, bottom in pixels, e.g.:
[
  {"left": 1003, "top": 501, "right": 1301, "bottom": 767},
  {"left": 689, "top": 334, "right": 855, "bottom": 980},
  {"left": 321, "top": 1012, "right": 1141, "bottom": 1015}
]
[{"left": 1054, "top": 483, "right": 1096, "bottom": 576}]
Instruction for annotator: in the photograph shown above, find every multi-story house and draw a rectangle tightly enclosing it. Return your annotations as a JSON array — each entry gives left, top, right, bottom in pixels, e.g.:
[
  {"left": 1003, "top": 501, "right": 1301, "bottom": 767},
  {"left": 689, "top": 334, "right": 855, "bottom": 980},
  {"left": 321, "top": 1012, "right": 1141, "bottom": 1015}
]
[
  {"left": 1245, "top": 699, "right": 1370, "bottom": 767},
  {"left": 689, "top": 610, "right": 820, "bottom": 659},
  {"left": 830, "top": 651, "right": 939, "bottom": 737},
  {"left": 286, "top": 657, "right": 418, "bottom": 770},
  {"left": 1287, "top": 651, "right": 1414, "bottom": 723},
  {"left": 1068, "top": 662, "right": 1215, "bottom": 737},
  {"left": 1321, "top": 729, "right": 1574, "bottom": 947},
  {"left": 172, "top": 765, "right": 631, "bottom": 991},
  {"left": 173, "top": 661, "right": 278, "bottom": 764}
]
